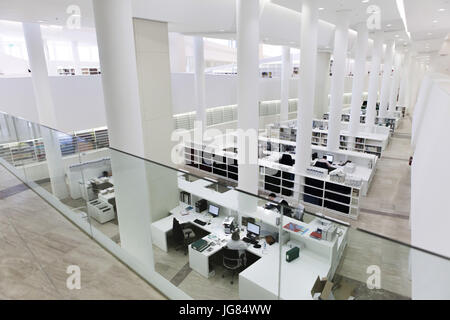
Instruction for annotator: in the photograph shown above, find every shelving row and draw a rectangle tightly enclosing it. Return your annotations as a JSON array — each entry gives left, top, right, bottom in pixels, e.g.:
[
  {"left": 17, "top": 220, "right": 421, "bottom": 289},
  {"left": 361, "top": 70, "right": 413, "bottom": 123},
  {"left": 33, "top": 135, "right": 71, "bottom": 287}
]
[
  {"left": 0, "top": 127, "right": 110, "bottom": 167},
  {"left": 258, "top": 164, "right": 360, "bottom": 219},
  {"left": 183, "top": 143, "right": 239, "bottom": 182},
  {"left": 183, "top": 140, "right": 361, "bottom": 219}
]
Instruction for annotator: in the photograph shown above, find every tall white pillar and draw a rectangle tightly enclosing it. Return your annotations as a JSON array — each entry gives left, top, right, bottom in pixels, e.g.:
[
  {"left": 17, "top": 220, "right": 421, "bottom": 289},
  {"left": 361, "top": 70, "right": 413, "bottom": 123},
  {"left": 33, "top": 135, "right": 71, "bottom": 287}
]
[
  {"left": 379, "top": 40, "right": 395, "bottom": 118},
  {"left": 236, "top": 0, "right": 260, "bottom": 195},
  {"left": 280, "top": 46, "right": 291, "bottom": 122},
  {"left": 71, "top": 41, "right": 81, "bottom": 75},
  {"left": 398, "top": 52, "right": 411, "bottom": 107},
  {"left": 22, "top": 22, "right": 69, "bottom": 200},
  {"left": 327, "top": 13, "right": 350, "bottom": 152},
  {"left": 314, "top": 51, "right": 331, "bottom": 118},
  {"left": 388, "top": 52, "right": 402, "bottom": 112},
  {"left": 93, "top": 0, "right": 178, "bottom": 269},
  {"left": 365, "top": 31, "right": 383, "bottom": 131},
  {"left": 193, "top": 36, "right": 207, "bottom": 128},
  {"left": 295, "top": 0, "right": 319, "bottom": 174},
  {"left": 348, "top": 23, "right": 368, "bottom": 145}
]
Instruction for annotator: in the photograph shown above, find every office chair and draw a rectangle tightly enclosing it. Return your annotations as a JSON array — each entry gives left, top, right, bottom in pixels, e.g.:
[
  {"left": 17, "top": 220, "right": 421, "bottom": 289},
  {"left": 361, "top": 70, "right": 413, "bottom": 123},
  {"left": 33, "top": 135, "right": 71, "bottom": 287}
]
[
  {"left": 172, "top": 217, "right": 195, "bottom": 255},
  {"left": 222, "top": 247, "right": 246, "bottom": 285}
]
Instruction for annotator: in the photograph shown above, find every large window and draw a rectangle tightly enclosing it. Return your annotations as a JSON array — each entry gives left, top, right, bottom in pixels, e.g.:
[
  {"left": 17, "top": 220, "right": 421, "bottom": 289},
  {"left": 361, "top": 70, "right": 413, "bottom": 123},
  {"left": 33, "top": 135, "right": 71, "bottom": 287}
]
[
  {"left": 46, "top": 41, "right": 73, "bottom": 61},
  {"left": 78, "top": 44, "right": 99, "bottom": 62},
  {"left": 1, "top": 41, "right": 28, "bottom": 59}
]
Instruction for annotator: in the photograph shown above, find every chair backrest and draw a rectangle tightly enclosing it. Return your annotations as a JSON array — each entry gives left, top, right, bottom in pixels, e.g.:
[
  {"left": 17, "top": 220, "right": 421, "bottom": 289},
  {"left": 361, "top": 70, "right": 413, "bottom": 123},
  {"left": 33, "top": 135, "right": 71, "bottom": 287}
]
[
  {"left": 172, "top": 218, "right": 184, "bottom": 243},
  {"left": 222, "top": 247, "right": 241, "bottom": 269},
  {"left": 314, "top": 160, "right": 329, "bottom": 170}
]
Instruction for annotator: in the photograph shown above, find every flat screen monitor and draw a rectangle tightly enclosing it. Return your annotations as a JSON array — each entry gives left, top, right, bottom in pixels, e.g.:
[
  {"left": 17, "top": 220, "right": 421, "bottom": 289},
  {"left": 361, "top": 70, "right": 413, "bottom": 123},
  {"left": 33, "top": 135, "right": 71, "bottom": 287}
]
[
  {"left": 208, "top": 204, "right": 219, "bottom": 217},
  {"left": 325, "top": 154, "right": 334, "bottom": 163},
  {"left": 247, "top": 222, "right": 260, "bottom": 236}
]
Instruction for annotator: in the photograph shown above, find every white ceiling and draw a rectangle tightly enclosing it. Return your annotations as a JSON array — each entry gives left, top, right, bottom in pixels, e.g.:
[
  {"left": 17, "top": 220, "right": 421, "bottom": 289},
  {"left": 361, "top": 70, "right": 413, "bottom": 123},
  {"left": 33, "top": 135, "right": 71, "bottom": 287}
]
[{"left": 0, "top": 0, "right": 448, "bottom": 65}]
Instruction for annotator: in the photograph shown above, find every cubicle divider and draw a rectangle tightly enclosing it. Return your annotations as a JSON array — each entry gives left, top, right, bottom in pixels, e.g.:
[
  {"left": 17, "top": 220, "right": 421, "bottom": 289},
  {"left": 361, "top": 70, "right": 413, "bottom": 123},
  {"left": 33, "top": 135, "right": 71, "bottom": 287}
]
[{"left": 1, "top": 112, "right": 449, "bottom": 300}]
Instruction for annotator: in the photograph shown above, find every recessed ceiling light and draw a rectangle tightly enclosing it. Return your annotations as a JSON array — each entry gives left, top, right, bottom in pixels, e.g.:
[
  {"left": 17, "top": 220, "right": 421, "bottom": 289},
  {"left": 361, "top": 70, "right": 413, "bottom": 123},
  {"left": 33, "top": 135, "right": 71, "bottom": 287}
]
[
  {"left": 395, "top": 34, "right": 399, "bottom": 37},
  {"left": 432, "top": 20, "right": 438, "bottom": 23},
  {"left": 438, "top": 8, "right": 446, "bottom": 12},
  {"left": 386, "top": 24, "right": 392, "bottom": 27},
  {"left": 362, "top": 0, "right": 369, "bottom": 3},
  {"left": 319, "top": 7, "right": 325, "bottom": 11}
]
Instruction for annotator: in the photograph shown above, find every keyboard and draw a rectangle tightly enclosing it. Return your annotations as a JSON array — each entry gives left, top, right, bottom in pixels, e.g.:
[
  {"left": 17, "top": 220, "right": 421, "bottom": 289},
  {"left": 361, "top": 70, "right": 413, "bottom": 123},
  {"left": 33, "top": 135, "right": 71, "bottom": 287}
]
[
  {"left": 243, "top": 237, "right": 257, "bottom": 245},
  {"left": 194, "top": 219, "right": 207, "bottom": 226}
]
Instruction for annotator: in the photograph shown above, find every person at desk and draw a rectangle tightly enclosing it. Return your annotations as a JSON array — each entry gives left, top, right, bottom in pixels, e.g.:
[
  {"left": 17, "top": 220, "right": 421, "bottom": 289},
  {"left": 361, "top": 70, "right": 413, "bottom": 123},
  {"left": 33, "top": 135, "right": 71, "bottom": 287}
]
[
  {"left": 265, "top": 193, "right": 293, "bottom": 218},
  {"left": 314, "top": 156, "right": 337, "bottom": 173},
  {"left": 227, "top": 231, "right": 248, "bottom": 265}
]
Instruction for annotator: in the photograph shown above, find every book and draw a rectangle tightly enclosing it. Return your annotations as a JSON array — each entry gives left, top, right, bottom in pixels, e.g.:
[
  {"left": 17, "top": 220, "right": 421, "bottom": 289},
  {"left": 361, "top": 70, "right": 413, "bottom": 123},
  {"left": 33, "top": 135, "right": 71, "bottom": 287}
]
[{"left": 283, "top": 222, "right": 308, "bottom": 235}]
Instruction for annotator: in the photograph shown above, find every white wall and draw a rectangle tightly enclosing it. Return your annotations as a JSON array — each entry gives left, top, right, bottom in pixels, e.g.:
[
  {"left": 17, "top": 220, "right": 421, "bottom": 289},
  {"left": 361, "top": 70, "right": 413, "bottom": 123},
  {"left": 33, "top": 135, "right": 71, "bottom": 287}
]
[
  {"left": 0, "top": 73, "right": 357, "bottom": 131},
  {"left": 410, "top": 73, "right": 450, "bottom": 299},
  {"left": 0, "top": 75, "right": 106, "bottom": 132}
]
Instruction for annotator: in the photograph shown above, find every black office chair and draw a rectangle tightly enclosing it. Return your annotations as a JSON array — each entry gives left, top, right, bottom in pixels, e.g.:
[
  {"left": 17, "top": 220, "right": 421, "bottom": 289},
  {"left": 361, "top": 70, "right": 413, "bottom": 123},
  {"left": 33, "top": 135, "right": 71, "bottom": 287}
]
[
  {"left": 222, "top": 247, "right": 246, "bottom": 285},
  {"left": 172, "top": 217, "right": 195, "bottom": 255}
]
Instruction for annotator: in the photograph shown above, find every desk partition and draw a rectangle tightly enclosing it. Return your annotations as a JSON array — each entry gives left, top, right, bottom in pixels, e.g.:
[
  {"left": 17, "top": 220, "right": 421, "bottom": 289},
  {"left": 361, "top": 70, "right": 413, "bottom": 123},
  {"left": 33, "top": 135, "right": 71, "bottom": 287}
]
[{"left": 1, "top": 112, "right": 449, "bottom": 300}]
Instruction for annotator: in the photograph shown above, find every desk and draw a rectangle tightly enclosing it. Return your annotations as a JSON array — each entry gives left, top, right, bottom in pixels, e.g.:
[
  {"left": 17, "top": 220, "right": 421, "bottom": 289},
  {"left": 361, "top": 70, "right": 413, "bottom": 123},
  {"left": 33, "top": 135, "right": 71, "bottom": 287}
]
[
  {"left": 188, "top": 228, "right": 279, "bottom": 278},
  {"left": 151, "top": 177, "right": 348, "bottom": 299},
  {"left": 239, "top": 240, "right": 330, "bottom": 300},
  {"left": 150, "top": 204, "right": 226, "bottom": 253}
]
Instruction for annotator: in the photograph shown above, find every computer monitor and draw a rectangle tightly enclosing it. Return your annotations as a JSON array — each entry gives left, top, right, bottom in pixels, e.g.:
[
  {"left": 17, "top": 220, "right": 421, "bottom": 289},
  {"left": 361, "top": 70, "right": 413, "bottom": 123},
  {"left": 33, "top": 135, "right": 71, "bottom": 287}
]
[
  {"left": 325, "top": 154, "right": 334, "bottom": 163},
  {"left": 208, "top": 204, "right": 219, "bottom": 217},
  {"left": 247, "top": 222, "right": 260, "bottom": 236}
]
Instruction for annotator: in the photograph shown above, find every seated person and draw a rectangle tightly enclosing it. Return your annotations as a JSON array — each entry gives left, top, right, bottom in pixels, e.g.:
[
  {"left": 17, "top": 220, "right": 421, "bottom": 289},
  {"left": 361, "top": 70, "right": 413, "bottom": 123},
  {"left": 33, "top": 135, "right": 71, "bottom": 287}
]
[
  {"left": 265, "top": 194, "right": 293, "bottom": 217},
  {"left": 227, "top": 231, "right": 248, "bottom": 265},
  {"left": 279, "top": 199, "right": 293, "bottom": 218},
  {"left": 314, "top": 156, "right": 337, "bottom": 172},
  {"left": 265, "top": 193, "right": 281, "bottom": 211}
]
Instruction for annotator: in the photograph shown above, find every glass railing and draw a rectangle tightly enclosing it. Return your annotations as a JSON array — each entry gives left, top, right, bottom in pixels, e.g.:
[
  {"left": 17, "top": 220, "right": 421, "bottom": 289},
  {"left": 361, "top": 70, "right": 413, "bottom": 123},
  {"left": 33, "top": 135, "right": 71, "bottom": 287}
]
[{"left": 0, "top": 111, "right": 449, "bottom": 300}]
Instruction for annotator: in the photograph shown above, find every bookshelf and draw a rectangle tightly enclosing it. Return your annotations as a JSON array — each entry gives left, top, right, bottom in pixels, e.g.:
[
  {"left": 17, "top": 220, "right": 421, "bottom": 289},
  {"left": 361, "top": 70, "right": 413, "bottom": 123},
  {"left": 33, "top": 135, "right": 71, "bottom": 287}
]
[
  {"left": 183, "top": 142, "right": 239, "bottom": 182},
  {"left": 182, "top": 140, "right": 361, "bottom": 219}
]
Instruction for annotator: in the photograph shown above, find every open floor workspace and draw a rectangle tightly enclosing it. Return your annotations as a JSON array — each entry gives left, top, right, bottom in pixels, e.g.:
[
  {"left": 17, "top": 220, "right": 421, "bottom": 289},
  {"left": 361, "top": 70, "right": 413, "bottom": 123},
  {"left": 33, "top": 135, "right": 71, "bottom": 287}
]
[{"left": 0, "top": 0, "right": 450, "bottom": 303}]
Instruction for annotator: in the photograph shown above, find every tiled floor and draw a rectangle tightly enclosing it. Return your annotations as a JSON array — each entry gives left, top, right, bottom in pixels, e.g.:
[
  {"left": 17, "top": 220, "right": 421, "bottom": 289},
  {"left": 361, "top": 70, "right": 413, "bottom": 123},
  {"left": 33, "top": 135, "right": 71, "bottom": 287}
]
[
  {"left": 324, "top": 115, "right": 413, "bottom": 245},
  {"left": 0, "top": 165, "right": 166, "bottom": 300}
]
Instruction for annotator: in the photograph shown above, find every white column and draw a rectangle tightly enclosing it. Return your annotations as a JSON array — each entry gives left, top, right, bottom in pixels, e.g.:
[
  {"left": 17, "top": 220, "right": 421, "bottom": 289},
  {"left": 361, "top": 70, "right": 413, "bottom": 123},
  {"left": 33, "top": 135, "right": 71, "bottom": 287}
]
[
  {"left": 398, "top": 52, "right": 411, "bottom": 107},
  {"left": 71, "top": 41, "right": 81, "bottom": 75},
  {"left": 236, "top": 0, "right": 260, "bottom": 195},
  {"left": 280, "top": 46, "right": 291, "bottom": 122},
  {"left": 379, "top": 40, "right": 395, "bottom": 118},
  {"left": 93, "top": 0, "right": 178, "bottom": 269},
  {"left": 388, "top": 52, "right": 402, "bottom": 112},
  {"left": 314, "top": 51, "right": 331, "bottom": 118},
  {"left": 22, "top": 22, "right": 69, "bottom": 200},
  {"left": 327, "top": 14, "right": 350, "bottom": 152},
  {"left": 294, "top": 0, "right": 319, "bottom": 174},
  {"left": 348, "top": 23, "right": 368, "bottom": 146},
  {"left": 193, "top": 36, "right": 207, "bottom": 129},
  {"left": 365, "top": 31, "right": 383, "bottom": 131}
]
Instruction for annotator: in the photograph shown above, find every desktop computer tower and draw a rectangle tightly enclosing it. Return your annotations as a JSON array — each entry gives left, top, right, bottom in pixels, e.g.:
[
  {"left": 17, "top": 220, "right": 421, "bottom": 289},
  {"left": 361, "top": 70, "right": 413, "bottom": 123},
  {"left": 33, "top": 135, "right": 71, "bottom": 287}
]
[{"left": 195, "top": 199, "right": 207, "bottom": 213}]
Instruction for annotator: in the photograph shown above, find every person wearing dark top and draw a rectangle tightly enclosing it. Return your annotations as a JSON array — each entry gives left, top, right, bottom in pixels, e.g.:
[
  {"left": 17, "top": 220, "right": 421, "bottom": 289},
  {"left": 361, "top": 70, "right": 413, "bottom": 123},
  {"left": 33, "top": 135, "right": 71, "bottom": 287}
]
[{"left": 314, "top": 156, "right": 336, "bottom": 172}]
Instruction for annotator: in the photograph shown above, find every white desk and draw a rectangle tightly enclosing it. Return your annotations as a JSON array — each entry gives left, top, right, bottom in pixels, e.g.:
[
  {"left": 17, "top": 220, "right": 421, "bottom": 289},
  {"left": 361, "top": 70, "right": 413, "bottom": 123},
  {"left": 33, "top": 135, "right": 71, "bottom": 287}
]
[
  {"left": 188, "top": 227, "right": 279, "bottom": 278},
  {"left": 239, "top": 240, "right": 330, "bottom": 300},
  {"left": 150, "top": 203, "right": 227, "bottom": 253},
  {"left": 151, "top": 177, "right": 348, "bottom": 299}
]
